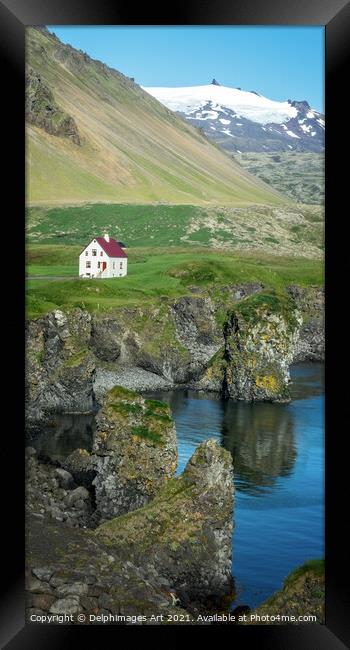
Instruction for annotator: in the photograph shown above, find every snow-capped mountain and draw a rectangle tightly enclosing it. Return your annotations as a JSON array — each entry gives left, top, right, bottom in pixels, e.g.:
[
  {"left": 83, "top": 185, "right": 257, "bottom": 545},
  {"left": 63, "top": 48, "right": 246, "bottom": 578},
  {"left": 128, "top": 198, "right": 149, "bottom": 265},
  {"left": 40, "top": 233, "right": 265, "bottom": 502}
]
[{"left": 143, "top": 81, "right": 325, "bottom": 153}]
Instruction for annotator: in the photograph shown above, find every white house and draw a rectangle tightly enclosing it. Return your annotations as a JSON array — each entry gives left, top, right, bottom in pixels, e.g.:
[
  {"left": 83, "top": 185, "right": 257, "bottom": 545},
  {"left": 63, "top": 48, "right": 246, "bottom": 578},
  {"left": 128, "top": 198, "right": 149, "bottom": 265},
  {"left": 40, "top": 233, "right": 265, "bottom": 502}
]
[{"left": 79, "top": 234, "right": 128, "bottom": 279}]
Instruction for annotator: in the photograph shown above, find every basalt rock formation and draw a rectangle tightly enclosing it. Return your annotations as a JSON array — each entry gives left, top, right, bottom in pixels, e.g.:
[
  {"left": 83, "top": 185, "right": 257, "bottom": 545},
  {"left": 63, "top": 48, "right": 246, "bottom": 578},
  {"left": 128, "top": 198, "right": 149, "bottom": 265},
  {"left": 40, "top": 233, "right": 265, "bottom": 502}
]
[
  {"left": 194, "top": 293, "right": 302, "bottom": 402},
  {"left": 95, "top": 439, "right": 234, "bottom": 604},
  {"left": 92, "top": 387, "right": 177, "bottom": 521},
  {"left": 26, "top": 309, "right": 95, "bottom": 430}
]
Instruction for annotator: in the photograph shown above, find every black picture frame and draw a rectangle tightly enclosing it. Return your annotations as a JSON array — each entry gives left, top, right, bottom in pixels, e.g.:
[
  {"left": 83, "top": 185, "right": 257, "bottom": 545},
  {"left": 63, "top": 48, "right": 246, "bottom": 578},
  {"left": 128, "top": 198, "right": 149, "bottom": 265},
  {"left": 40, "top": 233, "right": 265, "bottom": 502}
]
[{"left": 1, "top": 0, "right": 349, "bottom": 647}]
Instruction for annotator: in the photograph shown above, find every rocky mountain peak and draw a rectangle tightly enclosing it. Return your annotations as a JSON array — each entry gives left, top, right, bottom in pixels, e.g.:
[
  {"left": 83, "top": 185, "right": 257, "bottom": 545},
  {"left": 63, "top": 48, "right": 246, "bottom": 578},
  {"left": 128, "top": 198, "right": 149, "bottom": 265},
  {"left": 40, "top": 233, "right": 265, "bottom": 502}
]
[{"left": 288, "top": 99, "right": 311, "bottom": 110}]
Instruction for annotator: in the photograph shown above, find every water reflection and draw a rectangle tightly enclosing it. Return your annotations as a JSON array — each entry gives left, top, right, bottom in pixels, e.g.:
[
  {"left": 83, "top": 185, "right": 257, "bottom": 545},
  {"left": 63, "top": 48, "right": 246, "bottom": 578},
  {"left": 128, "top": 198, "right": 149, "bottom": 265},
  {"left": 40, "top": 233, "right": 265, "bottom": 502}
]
[
  {"left": 221, "top": 401, "right": 296, "bottom": 495},
  {"left": 28, "top": 413, "right": 95, "bottom": 462}
]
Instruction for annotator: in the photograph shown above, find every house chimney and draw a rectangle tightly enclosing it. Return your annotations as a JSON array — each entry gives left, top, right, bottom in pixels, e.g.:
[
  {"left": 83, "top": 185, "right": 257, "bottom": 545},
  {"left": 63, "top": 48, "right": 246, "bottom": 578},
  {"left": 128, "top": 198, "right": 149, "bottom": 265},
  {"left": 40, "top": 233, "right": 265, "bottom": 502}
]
[{"left": 104, "top": 233, "right": 110, "bottom": 242}]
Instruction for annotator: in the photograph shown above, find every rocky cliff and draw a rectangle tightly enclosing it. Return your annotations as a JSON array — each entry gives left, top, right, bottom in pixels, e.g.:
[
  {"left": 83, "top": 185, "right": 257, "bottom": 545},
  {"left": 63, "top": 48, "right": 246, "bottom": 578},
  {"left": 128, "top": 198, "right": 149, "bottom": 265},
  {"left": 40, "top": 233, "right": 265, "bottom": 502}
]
[
  {"left": 26, "top": 309, "right": 95, "bottom": 428},
  {"left": 26, "top": 437, "right": 234, "bottom": 621},
  {"left": 196, "top": 292, "right": 301, "bottom": 402},
  {"left": 26, "top": 285, "right": 324, "bottom": 430}
]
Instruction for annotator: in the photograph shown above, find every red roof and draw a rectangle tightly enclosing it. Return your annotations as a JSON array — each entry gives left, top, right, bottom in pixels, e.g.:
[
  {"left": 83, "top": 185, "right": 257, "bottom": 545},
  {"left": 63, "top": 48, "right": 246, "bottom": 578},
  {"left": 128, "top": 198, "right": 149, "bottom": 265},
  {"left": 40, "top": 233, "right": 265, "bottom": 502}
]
[{"left": 95, "top": 237, "right": 128, "bottom": 258}]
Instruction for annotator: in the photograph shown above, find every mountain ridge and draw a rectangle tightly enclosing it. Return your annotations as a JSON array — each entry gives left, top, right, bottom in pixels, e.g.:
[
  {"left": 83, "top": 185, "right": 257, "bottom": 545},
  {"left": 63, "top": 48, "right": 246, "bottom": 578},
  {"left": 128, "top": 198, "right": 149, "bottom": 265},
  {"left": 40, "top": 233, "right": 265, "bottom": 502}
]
[
  {"left": 26, "top": 28, "right": 284, "bottom": 206},
  {"left": 144, "top": 83, "right": 325, "bottom": 154}
]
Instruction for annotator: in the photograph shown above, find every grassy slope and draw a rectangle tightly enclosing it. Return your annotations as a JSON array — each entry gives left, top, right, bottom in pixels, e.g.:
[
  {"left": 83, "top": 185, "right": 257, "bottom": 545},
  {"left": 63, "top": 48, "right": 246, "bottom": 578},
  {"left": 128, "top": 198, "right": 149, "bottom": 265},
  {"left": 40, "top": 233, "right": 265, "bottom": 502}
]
[
  {"left": 236, "top": 152, "right": 324, "bottom": 205},
  {"left": 245, "top": 559, "right": 324, "bottom": 625},
  {"left": 26, "top": 28, "right": 283, "bottom": 207},
  {"left": 26, "top": 245, "right": 323, "bottom": 319}
]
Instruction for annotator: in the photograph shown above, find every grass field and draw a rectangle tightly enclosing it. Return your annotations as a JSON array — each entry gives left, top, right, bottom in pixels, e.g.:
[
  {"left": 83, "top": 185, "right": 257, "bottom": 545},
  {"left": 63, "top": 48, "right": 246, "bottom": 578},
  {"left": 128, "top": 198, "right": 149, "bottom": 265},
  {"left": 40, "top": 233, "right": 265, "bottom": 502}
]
[
  {"left": 26, "top": 244, "right": 324, "bottom": 319},
  {"left": 27, "top": 202, "right": 324, "bottom": 259}
]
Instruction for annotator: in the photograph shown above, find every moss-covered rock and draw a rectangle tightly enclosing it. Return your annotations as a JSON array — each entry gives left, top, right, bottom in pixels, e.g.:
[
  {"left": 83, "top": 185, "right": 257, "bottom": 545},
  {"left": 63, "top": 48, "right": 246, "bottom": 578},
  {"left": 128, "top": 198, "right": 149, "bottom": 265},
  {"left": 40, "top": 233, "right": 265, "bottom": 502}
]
[
  {"left": 91, "top": 386, "right": 177, "bottom": 521},
  {"left": 198, "top": 292, "right": 302, "bottom": 402},
  {"left": 95, "top": 439, "right": 234, "bottom": 603}
]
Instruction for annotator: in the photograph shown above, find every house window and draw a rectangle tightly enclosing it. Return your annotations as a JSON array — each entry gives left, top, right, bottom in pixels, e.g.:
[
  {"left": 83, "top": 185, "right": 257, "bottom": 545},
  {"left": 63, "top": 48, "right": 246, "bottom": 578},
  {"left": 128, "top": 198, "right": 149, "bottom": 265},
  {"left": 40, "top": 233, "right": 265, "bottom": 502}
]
[
  {"left": 97, "top": 262, "right": 100, "bottom": 269},
  {"left": 100, "top": 251, "right": 103, "bottom": 256},
  {"left": 113, "top": 262, "right": 115, "bottom": 269},
  {"left": 120, "top": 262, "right": 123, "bottom": 269},
  {"left": 86, "top": 261, "right": 91, "bottom": 268},
  {"left": 92, "top": 249, "right": 97, "bottom": 256},
  {"left": 85, "top": 250, "right": 88, "bottom": 256}
]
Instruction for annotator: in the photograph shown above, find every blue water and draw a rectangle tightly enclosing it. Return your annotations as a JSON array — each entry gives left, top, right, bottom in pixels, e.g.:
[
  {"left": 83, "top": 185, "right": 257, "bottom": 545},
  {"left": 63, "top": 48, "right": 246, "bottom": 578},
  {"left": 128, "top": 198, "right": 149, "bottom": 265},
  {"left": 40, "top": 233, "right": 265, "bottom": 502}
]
[{"left": 147, "top": 362, "right": 324, "bottom": 608}]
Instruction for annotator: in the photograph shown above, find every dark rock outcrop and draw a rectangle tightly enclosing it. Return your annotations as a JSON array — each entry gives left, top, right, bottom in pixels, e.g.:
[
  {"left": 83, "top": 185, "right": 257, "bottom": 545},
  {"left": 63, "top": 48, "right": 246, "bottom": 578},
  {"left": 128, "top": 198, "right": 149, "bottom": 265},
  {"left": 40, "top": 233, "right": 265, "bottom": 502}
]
[
  {"left": 171, "top": 296, "right": 222, "bottom": 378},
  {"left": 90, "top": 317, "right": 122, "bottom": 362},
  {"left": 26, "top": 515, "right": 189, "bottom": 623},
  {"left": 26, "top": 67, "right": 81, "bottom": 145},
  {"left": 26, "top": 309, "right": 95, "bottom": 431},
  {"left": 286, "top": 286, "right": 324, "bottom": 362},
  {"left": 26, "top": 448, "right": 94, "bottom": 528}
]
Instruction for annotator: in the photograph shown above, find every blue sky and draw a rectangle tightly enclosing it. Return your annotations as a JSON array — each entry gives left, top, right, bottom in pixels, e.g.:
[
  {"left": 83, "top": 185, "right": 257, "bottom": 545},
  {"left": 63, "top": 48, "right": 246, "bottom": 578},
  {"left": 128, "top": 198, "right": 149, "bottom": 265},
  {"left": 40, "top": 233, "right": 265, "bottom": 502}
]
[{"left": 47, "top": 26, "right": 324, "bottom": 112}]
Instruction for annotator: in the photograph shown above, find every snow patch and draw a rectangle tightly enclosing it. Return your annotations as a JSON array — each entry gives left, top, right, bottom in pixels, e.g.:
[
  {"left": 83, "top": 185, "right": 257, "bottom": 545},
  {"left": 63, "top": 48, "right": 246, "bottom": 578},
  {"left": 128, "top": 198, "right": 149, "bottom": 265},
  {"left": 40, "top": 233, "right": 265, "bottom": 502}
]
[
  {"left": 194, "top": 110, "right": 219, "bottom": 120},
  {"left": 300, "top": 123, "right": 312, "bottom": 134},
  {"left": 286, "top": 130, "right": 300, "bottom": 139},
  {"left": 143, "top": 84, "right": 298, "bottom": 125},
  {"left": 219, "top": 118, "right": 231, "bottom": 125}
]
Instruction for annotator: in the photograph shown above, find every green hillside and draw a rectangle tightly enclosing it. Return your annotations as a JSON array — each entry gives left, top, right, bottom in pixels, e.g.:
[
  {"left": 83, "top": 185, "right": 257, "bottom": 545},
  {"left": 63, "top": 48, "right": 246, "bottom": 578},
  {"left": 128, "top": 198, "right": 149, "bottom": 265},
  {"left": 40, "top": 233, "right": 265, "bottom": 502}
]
[
  {"left": 26, "top": 27, "right": 284, "bottom": 206},
  {"left": 27, "top": 202, "right": 324, "bottom": 258}
]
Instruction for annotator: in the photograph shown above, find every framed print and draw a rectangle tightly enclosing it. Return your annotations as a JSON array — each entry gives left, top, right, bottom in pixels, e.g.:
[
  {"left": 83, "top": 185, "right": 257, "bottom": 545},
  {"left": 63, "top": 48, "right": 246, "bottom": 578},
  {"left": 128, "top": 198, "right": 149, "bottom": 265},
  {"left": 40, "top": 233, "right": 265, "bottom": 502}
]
[{"left": 0, "top": 0, "right": 349, "bottom": 647}]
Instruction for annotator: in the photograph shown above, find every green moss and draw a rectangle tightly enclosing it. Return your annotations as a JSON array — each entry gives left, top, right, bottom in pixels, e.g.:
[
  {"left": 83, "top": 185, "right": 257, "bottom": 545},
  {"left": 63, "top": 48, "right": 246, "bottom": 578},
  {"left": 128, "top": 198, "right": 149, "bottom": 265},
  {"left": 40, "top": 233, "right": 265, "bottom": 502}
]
[
  {"left": 144, "top": 410, "right": 172, "bottom": 423},
  {"left": 108, "top": 385, "right": 138, "bottom": 400},
  {"left": 144, "top": 399, "right": 168, "bottom": 411},
  {"left": 131, "top": 425, "right": 163, "bottom": 444},
  {"left": 235, "top": 290, "right": 299, "bottom": 333},
  {"left": 110, "top": 402, "right": 143, "bottom": 416},
  {"left": 284, "top": 559, "right": 324, "bottom": 587}
]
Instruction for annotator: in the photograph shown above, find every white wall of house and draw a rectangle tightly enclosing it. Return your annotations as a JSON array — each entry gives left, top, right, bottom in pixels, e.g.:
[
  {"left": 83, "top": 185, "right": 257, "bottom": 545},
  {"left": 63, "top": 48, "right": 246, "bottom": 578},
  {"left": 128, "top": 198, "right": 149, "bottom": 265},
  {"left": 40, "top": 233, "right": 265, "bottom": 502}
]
[{"left": 79, "top": 239, "right": 128, "bottom": 278}]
